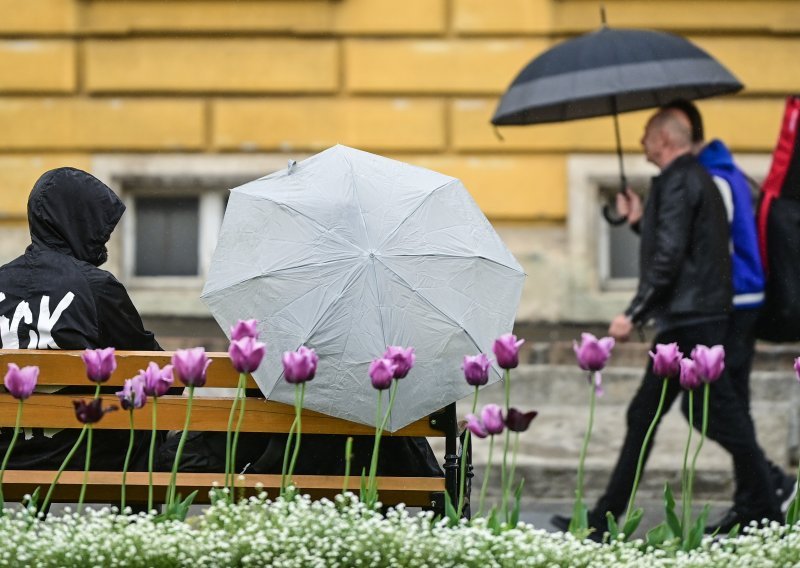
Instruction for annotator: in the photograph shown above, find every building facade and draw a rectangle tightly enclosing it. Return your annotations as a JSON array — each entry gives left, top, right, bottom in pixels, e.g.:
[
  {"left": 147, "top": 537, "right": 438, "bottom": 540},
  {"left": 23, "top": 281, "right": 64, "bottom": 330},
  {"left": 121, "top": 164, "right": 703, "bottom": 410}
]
[{"left": 0, "top": 0, "right": 797, "bottom": 345}]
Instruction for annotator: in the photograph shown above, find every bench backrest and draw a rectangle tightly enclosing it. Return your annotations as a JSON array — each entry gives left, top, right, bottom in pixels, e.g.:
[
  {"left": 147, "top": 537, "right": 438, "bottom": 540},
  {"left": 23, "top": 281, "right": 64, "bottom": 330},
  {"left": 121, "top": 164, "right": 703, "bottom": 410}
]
[{"left": 0, "top": 350, "right": 449, "bottom": 437}]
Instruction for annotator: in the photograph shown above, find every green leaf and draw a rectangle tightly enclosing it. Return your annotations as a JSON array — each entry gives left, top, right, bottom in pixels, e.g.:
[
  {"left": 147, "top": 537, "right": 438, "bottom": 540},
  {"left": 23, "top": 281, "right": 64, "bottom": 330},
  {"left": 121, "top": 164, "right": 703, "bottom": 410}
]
[
  {"left": 359, "top": 469, "right": 368, "bottom": 504},
  {"left": 606, "top": 511, "right": 619, "bottom": 540},
  {"left": 444, "top": 491, "right": 459, "bottom": 527},
  {"left": 568, "top": 499, "right": 588, "bottom": 535},
  {"left": 645, "top": 522, "right": 671, "bottom": 547},
  {"left": 621, "top": 508, "right": 644, "bottom": 540},
  {"left": 487, "top": 508, "right": 502, "bottom": 535},
  {"left": 727, "top": 523, "right": 740, "bottom": 539},
  {"left": 509, "top": 479, "right": 525, "bottom": 527},
  {"left": 663, "top": 483, "right": 681, "bottom": 538},
  {"left": 684, "top": 504, "right": 710, "bottom": 551},
  {"left": 787, "top": 496, "right": 799, "bottom": 526}
]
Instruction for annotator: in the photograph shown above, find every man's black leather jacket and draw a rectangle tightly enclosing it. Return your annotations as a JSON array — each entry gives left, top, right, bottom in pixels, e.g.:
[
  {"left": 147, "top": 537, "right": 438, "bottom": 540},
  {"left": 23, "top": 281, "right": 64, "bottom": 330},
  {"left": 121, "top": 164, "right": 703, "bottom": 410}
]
[{"left": 625, "top": 153, "right": 732, "bottom": 325}]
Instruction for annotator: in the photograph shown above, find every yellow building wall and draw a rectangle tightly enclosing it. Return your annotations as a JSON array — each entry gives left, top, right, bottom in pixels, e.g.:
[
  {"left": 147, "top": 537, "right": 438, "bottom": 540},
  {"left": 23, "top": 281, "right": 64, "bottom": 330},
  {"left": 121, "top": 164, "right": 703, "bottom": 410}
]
[{"left": 0, "top": 0, "right": 797, "bottom": 222}]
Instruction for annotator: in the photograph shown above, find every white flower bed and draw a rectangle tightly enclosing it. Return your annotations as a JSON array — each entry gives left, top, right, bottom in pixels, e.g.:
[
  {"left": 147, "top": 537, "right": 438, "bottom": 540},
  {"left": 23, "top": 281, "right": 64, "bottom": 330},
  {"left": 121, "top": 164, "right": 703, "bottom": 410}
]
[{"left": 0, "top": 493, "right": 798, "bottom": 567}]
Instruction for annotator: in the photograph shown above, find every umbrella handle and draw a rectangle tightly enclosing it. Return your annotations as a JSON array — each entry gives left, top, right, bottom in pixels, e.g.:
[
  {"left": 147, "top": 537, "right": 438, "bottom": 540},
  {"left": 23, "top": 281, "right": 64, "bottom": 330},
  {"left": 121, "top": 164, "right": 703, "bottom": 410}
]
[
  {"left": 602, "top": 203, "right": 628, "bottom": 226},
  {"left": 602, "top": 178, "right": 628, "bottom": 226}
]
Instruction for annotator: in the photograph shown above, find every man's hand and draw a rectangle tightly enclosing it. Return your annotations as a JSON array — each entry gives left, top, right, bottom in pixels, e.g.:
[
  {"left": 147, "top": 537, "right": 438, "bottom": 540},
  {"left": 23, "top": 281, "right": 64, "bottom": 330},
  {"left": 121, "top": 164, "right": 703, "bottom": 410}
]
[
  {"left": 609, "top": 314, "right": 633, "bottom": 342},
  {"left": 615, "top": 188, "right": 643, "bottom": 225}
]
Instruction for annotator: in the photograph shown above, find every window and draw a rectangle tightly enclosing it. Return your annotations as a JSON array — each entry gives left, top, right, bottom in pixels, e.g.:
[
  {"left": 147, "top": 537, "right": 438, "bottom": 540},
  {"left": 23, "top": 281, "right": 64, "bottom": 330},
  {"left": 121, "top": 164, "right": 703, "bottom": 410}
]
[
  {"left": 596, "top": 182, "right": 648, "bottom": 290},
  {"left": 93, "top": 155, "right": 304, "bottom": 316},
  {"left": 134, "top": 196, "right": 200, "bottom": 277},
  {"left": 120, "top": 177, "right": 231, "bottom": 284}
]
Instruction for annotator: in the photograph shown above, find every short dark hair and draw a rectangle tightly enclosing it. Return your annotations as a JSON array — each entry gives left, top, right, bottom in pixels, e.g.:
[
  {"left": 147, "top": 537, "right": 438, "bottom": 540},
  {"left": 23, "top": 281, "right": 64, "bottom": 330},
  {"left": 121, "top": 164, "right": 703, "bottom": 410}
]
[{"left": 662, "top": 99, "right": 704, "bottom": 144}]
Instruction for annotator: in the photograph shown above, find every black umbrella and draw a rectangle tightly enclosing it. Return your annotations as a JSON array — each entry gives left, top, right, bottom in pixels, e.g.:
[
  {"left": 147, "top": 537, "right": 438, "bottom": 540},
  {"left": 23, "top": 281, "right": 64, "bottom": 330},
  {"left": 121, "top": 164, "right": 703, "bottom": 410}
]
[{"left": 491, "top": 24, "right": 743, "bottom": 223}]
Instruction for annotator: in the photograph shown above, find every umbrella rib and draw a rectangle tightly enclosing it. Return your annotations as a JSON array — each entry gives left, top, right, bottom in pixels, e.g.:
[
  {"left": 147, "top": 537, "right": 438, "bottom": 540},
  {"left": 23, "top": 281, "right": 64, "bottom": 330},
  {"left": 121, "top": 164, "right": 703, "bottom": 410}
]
[
  {"left": 201, "top": 256, "right": 364, "bottom": 298},
  {"left": 383, "top": 252, "right": 524, "bottom": 273},
  {"left": 338, "top": 147, "right": 374, "bottom": 252},
  {"left": 376, "top": 178, "right": 460, "bottom": 251},
  {"left": 373, "top": 256, "right": 483, "bottom": 356},
  {"left": 240, "top": 192, "right": 364, "bottom": 254}
]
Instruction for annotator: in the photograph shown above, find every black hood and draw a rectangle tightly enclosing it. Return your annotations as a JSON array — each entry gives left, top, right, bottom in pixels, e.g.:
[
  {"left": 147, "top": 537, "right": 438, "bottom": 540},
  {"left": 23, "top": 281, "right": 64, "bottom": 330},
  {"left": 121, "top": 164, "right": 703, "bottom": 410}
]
[{"left": 27, "top": 167, "right": 125, "bottom": 266}]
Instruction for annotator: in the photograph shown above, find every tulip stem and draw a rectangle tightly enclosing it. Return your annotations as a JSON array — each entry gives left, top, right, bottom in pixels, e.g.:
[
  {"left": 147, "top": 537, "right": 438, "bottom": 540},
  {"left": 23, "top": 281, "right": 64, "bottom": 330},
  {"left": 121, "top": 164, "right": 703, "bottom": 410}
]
[
  {"left": 625, "top": 377, "right": 668, "bottom": 525},
  {"left": 367, "top": 380, "right": 398, "bottom": 507},
  {"left": 42, "top": 425, "right": 87, "bottom": 516},
  {"left": 457, "top": 386, "right": 480, "bottom": 517},
  {"left": 286, "top": 383, "right": 306, "bottom": 490},
  {"left": 120, "top": 408, "right": 135, "bottom": 513},
  {"left": 167, "top": 385, "right": 195, "bottom": 508},
  {"left": 570, "top": 376, "right": 596, "bottom": 534},
  {"left": 225, "top": 373, "right": 245, "bottom": 493},
  {"left": 681, "top": 389, "right": 695, "bottom": 541},
  {"left": 686, "top": 383, "right": 710, "bottom": 536},
  {"left": 342, "top": 437, "right": 354, "bottom": 494},
  {"left": 506, "top": 432, "right": 520, "bottom": 523},
  {"left": 77, "top": 425, "right": 93, "bottom": 513},
  {"left": 147, "top": 397, "right": 158, "bottom": 513},
  {"left": 0, "top": 400, "right": 24, "bottom": 514},
  {"left": 279, "top": 411, "right": 299, "bottom": 496},
  {"left": 500, "top": 369, "right": 511, "bottom": 520},
  {"left": 477, "top": 435, "right": 495, "bottom": 517},
  {"left": 231, "top": 373, "right": 247, "bottom": 495}
]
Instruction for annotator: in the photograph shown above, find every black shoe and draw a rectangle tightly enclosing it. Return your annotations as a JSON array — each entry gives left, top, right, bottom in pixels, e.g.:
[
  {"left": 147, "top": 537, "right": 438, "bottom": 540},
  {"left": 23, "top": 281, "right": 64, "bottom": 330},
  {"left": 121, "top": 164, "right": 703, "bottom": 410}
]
[
  {"left": 705, "top": 506, "right": 782, "bottom": 534},
  {"left": 550, "top": 512, "right": 607, "bottom": 542},
  {"left": 550, "top": 513, "right": 570, "bottom": 532}
]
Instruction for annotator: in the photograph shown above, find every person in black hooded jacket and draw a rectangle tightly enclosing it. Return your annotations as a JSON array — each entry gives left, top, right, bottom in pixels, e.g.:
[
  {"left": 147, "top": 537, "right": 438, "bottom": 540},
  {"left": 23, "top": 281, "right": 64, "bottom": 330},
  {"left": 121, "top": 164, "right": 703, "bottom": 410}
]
[{"left": 0, "top": 167, "right": 159, "bottom": 470}]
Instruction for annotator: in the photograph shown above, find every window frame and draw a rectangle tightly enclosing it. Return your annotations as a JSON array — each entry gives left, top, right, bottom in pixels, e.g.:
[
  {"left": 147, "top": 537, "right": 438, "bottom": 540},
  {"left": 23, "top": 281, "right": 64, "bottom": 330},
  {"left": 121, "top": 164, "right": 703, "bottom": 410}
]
[{"left": 91, "top": 154, "right": 306, "bottom": 316}]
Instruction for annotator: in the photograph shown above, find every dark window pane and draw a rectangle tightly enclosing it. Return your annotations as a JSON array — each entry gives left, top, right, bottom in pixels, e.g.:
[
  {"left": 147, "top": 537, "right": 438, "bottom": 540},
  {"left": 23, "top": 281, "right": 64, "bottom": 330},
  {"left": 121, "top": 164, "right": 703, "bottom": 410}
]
[
  {"left": 609, "top": 223, "right": 640, "bottom": 279},
  {"left": 135, "top": 196, "right": 199, "bottom": 276}
]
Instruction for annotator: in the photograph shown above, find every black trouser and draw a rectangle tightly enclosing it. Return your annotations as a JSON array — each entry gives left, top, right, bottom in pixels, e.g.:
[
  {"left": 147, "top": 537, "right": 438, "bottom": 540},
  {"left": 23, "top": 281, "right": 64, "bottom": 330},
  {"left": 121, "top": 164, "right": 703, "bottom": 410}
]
[
  {"left": 593, "top": 320, "right": 779, "bottom": 519},
  {"left": 684, "top": 307, "right": 787, "bottom": 504}
]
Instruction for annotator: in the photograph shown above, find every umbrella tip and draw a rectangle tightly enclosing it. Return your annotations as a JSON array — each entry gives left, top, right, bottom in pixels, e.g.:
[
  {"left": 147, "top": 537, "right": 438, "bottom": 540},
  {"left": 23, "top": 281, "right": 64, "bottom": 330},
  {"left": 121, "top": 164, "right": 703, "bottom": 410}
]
[
  {"left": 493, "top": 125, "right": 505, "bottom": 142},
  {"left": 287, "top": 159, "right": 297, "bottom": 174},
  {"left": 600, "top": 3, "right": 607, "bottom": 26}
]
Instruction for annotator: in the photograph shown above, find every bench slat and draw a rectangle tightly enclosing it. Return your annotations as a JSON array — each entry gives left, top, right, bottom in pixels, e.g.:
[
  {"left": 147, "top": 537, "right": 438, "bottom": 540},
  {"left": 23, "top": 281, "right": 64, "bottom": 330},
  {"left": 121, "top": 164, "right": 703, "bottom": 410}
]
[
  {"left": 0, "top": 471, "right": 444, "bottom": 507},
  {"left": 0, "top": 394, "right": 442, "bottom": 436},
  {"left": 0, "top": 350, "right": 257, "bottom": 389}
]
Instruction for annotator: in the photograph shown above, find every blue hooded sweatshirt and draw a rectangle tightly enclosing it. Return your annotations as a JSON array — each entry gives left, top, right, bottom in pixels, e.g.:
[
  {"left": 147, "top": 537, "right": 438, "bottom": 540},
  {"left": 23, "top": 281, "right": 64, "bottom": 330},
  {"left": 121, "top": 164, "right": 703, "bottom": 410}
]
[{"left": 697, "top": 139, "right": 765, "bottom": 309}]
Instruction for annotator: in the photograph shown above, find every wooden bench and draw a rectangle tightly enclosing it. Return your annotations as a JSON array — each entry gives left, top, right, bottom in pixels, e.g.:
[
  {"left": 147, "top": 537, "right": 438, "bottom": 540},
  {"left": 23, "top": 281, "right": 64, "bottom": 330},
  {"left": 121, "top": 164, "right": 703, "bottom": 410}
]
[{"left": 0, "top": 350, "right": 467, "bottom": 513}]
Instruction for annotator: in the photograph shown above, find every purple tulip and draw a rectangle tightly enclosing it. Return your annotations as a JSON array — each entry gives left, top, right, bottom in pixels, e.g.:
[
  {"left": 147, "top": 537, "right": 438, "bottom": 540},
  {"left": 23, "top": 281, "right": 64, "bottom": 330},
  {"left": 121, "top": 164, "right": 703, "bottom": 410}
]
[
  {"left": 679, "top": 358, "right": 702, "bottom": 390},
  {"left": 462, "top": 354, "right": 491, "bottom": 386},
  {"left": 171, "top": 347, "right": 212, "bottom": 387},
  {"left": 481, "top": 404, "right": 504, "bottom": 435},
  {"left": 465, "top": 414, "right": 488, "bottom": 439},
  {"left": 81, "top": 347, "right": 117, "bottom": 384},
  {"left": 73, "top": 398, "right": 117, "bottom": 424},
  {"left": 574, "top": 333, "right": 615, "bottom": 372},
  {"left": 369, "top": 358, "right": 396, "bottom": 390},
  {"left": 140, "top": 362, "right": 174, "bottom": 397},
  {"left": 116, "top": 376, "right": 146, "bottom": 410},
  {"left": 383, "top": 346, "right": 415, "bottom": 379},
  {"left": 282, "top": 346, "right": 318, "bottom": 384},
  {"left": 228, "top": 336, "right": 266, "bottom": 374},
  {"left": 650, "top": 342, "right": 683, "bottom": 378},
  {"left": 230, "top": 319, "right": 259, "bottom": 341},
  {"left": 505, "top": 407, "right": 538, "bottom": 432},
  {"left": 691, "top": 345, "right": 725, "bottom": 383},
  {"left": 493, "top": 333, "right": 525, "bottom": 370},
  {"left": 4, "top": 363, "right": 38, "bottom": 400},
  {"left": 795, "top": 357, "right": 800, "bottom": 383}
]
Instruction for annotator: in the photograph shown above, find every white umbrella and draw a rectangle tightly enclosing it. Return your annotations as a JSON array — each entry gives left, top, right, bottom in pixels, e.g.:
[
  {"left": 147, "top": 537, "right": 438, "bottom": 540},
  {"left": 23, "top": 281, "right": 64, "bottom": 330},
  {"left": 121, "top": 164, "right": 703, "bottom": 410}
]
[{"left": 201, "top": 145, "right": 525, "bottom": 431}]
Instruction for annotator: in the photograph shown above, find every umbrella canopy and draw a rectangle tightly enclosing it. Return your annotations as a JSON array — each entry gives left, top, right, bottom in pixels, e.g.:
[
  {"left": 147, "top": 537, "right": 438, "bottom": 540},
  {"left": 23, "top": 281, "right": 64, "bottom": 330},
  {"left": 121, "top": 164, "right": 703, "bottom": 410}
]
[
  {"left": 201, "top": 145, "right": 525, "bottom": 431},
  {"left": 492, "top": 27, "right": 743, "bottom": 126}
]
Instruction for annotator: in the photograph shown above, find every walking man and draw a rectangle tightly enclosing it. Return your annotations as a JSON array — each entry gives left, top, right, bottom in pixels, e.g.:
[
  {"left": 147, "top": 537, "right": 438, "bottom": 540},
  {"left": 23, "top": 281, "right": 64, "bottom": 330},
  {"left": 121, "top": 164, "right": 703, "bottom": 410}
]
[{"left": 552, "top": 107, "right": 782, "bottom": 538}]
